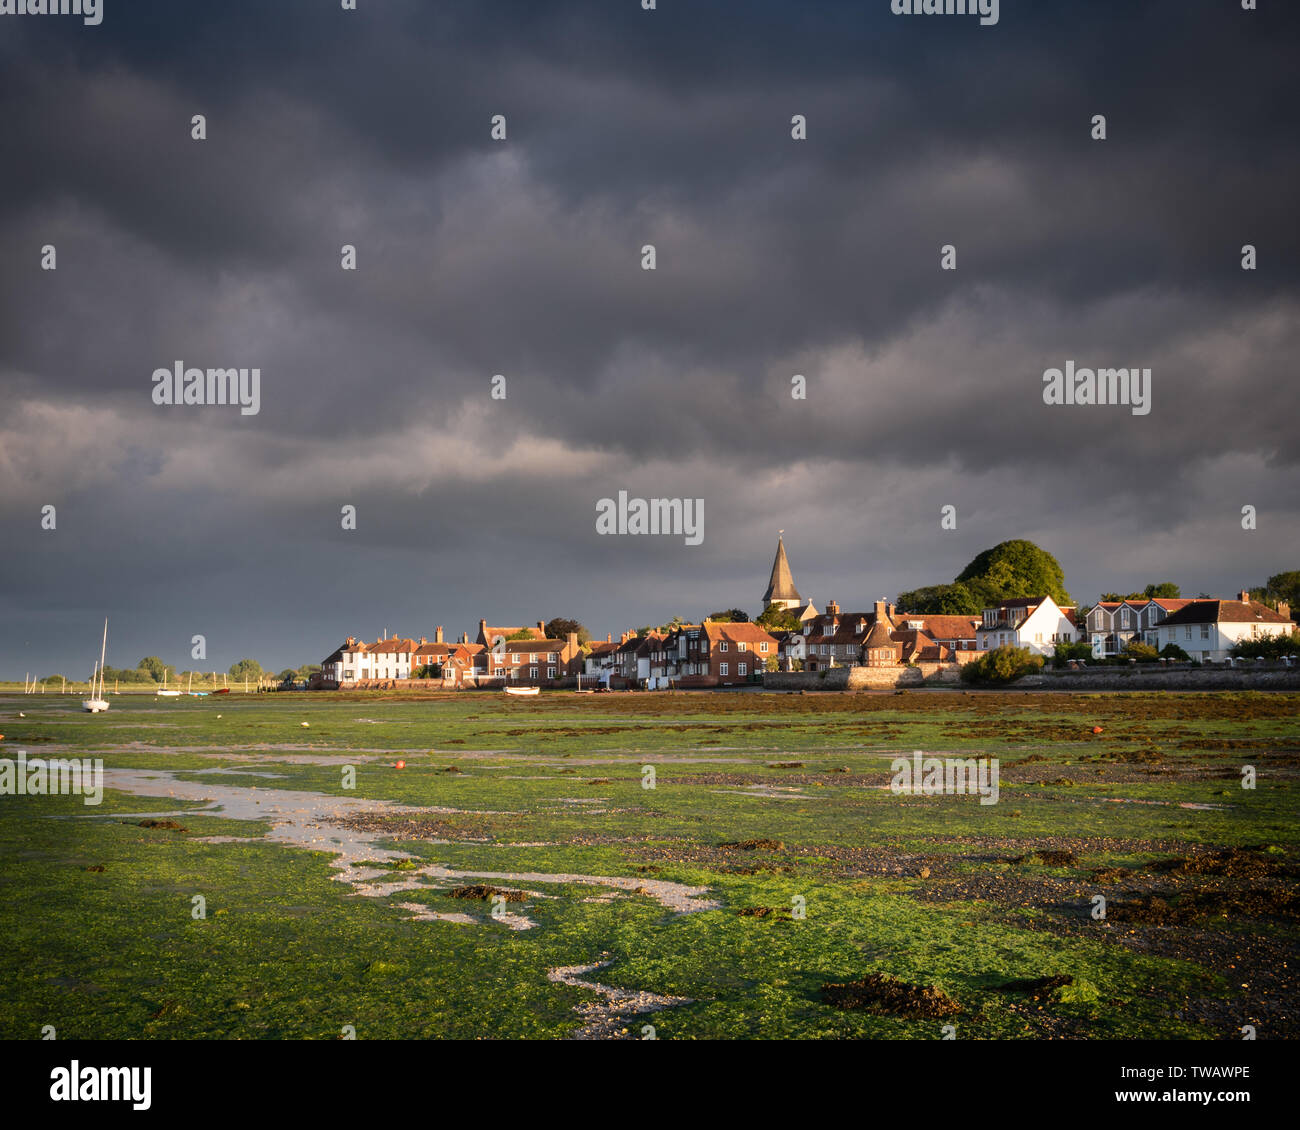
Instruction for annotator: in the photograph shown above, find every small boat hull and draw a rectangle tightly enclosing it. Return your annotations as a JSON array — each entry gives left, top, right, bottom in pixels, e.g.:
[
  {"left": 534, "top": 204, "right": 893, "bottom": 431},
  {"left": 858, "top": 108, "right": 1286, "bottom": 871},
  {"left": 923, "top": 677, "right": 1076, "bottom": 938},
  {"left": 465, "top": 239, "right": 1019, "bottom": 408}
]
[
  {"left": 82, "top": 699, "right": 109, "bottom": 713},
  {"left": 503, "top": 686, "right": 540, "bottom": 696}
]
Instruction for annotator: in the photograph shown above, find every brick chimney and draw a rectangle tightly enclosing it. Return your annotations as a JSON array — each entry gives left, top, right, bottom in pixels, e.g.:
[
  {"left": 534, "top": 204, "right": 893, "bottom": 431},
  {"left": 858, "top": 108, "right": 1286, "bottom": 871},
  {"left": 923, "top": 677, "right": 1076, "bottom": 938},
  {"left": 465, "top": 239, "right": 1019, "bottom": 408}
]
[
  {"left": 566, "top": 631, "right": 579, "bottom": 653},
  {"left": 538, "top": 620, "right": 546, "bottom": 634},
  {"left": 478, "top": 619, "right": 487, "bottom": 640},
  {"left": 1239, "top": 590, "right": 1251, "bottom": 603},
  {"left": 607, "top": 633, "right": 612, "bottom": 643},
  {"left": 461, "top": 631, "right": 469, "bottom": 644},
  {"left": 1278, "top": 601, "right": 1291, "bottom": 620},
  {"left": 435, "top": 625, "right": 444, "bottom": 643},
  {"left": 826, "top": 599, "right": 840, "bottom": 616},
  {"left": 874, "top": 599, "right": 888, "bottom": 621},
  {"left": 419, "top": 637, "right": 427, "bottom": 646}
]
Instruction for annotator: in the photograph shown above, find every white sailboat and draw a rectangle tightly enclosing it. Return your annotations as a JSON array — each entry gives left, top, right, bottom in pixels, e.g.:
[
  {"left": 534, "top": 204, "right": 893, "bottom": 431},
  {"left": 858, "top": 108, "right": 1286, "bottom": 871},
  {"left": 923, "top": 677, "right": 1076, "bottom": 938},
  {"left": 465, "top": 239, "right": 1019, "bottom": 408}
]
[{"left": 82, "top": 620, "right": 110, "bottom": 712}]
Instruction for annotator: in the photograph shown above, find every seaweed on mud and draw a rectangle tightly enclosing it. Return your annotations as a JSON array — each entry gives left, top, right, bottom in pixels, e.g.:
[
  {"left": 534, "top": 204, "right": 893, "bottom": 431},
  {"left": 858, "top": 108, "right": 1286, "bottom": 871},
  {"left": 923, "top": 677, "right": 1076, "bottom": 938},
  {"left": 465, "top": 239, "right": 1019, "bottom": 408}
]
[
  {"left": 993, "top": 974, "right": 1074, "bottom": 999},
  {"left": 822, "top": 973, "right": 962, "bottom": 1017},
  {"left": 1107, "top": 888, "right": 1300, "bottom": 924},
  {"left": 445, "top": 884, "right": 527, "bottom": 902}
]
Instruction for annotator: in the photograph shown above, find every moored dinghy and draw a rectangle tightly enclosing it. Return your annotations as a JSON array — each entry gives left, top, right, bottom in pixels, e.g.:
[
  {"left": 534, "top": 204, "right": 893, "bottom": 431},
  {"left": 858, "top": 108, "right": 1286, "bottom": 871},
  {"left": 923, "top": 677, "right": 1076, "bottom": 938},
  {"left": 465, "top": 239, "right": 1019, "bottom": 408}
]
[{"left": 82, "top": 620, "right": 110, "bottom": 713}]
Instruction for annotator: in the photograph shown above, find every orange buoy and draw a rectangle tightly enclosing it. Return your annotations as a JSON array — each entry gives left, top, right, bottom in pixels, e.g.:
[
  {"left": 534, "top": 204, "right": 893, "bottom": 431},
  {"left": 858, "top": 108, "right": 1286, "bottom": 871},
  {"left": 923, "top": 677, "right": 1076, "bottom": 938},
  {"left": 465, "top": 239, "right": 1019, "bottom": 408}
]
[
  {"left": 1092, "top": 726, "right": 1104, "bottom": 734},
  {"left": 394, "top": 760, "right": 406, "bottom": 770}
]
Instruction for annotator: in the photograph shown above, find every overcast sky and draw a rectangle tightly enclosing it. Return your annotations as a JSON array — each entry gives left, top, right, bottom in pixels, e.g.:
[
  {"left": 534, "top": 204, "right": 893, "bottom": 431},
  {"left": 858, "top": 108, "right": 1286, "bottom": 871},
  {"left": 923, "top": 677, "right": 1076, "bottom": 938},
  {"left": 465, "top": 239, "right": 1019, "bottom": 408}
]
[{"left": 2, "top": 0, "right": 1298, "bottom": 677}]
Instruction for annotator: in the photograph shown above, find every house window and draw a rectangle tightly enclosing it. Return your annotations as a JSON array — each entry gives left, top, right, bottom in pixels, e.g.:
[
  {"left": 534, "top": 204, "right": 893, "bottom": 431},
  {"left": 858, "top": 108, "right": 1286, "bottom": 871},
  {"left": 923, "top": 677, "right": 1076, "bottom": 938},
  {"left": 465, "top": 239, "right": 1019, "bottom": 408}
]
[
  {"left": 512, "top": 653, "right": 521, "bottom": 663},
  {"left": 1202, "top": 624, "right": 1211, "bottom": 639},
  {"left": 720, "top": 642, "right": 729, "bottom": 652},
  {"left": 548, "top": 667, "right": 556, "bottom": 678},
  {"left": 760, "top": 642, "right": 769, "bottom": 652},
  {"left": 1184, "top": 627, "right": 1192, "bottom": 640},
  {"left": 738, "top": 663, "right": 748, "bottom": 676},
  {"left": 738, "top": 642, "right": 747, "bottom": 651},
  {"left": 529, "top": 667, "right": 538, "bottom": 678},
  {"left": 548, "top": 653, "right": 557, "bottom": 662},
  {"left": 530, "top": 653, "right": 537, "bottom": 663},
  {"left": 720, "top": 663, "right": 729, "bottom": 676}
]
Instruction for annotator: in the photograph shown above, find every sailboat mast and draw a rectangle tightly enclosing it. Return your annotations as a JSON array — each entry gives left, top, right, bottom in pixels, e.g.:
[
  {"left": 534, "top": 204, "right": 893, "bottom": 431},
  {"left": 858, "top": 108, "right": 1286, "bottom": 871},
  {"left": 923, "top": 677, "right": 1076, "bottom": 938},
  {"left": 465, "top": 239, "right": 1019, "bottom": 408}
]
[{"left": 97, "top": 618, "right": 108, "bottom": 699}]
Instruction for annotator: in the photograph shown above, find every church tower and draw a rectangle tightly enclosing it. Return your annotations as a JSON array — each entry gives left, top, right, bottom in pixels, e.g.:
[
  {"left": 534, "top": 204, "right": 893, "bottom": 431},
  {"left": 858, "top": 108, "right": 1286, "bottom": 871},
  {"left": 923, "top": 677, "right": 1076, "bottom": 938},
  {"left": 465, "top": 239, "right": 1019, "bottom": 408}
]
[{"left": 762, "top": 532, "right": 803, "bottom": 612}]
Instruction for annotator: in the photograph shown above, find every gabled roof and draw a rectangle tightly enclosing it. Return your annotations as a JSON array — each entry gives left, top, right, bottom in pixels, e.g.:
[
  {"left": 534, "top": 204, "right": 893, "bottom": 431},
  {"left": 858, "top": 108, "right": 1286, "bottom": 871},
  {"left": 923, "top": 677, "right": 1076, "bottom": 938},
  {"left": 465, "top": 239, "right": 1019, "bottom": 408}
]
[
  {"left": 703, "top": 622, "right": 779, "bottom": 646},
  {"left": 367, "top": 637, "right": 419, "bottom": 654},
  {"left": 761, "top": 536, "right": 802, "bottom": 604},
  {"left": 1160, "top": 600, "right": 1293, "bottom": 627},
  {"left": 891, "top": 628, "right": 949, "bottom": 663},
  {"left": 483, "top": 625, "right": 545, "bottom": 643},
  {"left": 893, "top": 614, "right": 980, "bottom": 640},
  {"left": 862, "top": 620, "right": 895, "bottom": 649}
]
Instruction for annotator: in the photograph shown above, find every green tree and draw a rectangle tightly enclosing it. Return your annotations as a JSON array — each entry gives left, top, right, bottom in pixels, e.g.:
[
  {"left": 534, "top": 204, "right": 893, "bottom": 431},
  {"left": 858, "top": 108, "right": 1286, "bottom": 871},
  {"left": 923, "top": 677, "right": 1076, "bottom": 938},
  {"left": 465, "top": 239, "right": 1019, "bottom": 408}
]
[
  {"left": 956, "top": 644, "right": 1045, "bottom": 686},
  {"left": 1143, "top": 582, "right": 1181, "bottom": 599},
  {"left": 505, "top": 628, "right": 535, "bottom": 642},
  {"left": 1229, "top": 629, "right": 1300, "bottom": 661},
  {"left": 1160, "top": 642, "right": 1191, "bottom": 661},
  {"left": 960, "top": 645, "right": 1044, "bottom": 685},
  {"left": 544, "top": 618, "right": 590, "bottom": 643},
  {"left": 706, "top": 609, "right": 749, "bottom": 623},
  {"left": 1261, "top": 571, "right": 1300, "bottom": 608},
  {"left": 228, "top": 658, "right": 264, "bottom": 682},
  {"left": 99, "top": 665, "right": 154, "bottom": 684},
  {"left": 956, "top": 540, "right": 1071, "bottom": 607},
  {"left": 1121, "top": 640, "right": 1160, "bottom": 662},
  {"left": 756, "top": 603, "right": 802, "bottom": 631},
  {"left": 1051, "top": 641, "right": 1093, "bottom": 668},
  {"left": 136, "top": 656, "right": 173, "bottom": 683},
  {"left": 895, "top": 583, "right": 980, "bottom": 615}
]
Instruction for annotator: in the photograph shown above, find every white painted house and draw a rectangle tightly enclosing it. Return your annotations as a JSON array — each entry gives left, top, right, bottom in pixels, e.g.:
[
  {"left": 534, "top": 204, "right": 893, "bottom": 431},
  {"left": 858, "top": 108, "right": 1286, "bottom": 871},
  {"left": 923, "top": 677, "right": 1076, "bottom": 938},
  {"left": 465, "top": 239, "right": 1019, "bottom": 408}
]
[
  {"left": 1151, "top": 595, "right": 1293, "bottom": 662},
  {"left": 976, "top": 596, "right": 1080, "bottom": 657}
]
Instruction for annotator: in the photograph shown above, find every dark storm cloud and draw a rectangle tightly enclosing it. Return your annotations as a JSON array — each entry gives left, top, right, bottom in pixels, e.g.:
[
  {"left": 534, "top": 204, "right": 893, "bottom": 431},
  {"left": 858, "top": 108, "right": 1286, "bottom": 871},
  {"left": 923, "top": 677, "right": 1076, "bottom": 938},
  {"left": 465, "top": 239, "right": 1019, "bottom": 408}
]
[{"left": 1, "top": 0, "right": 1298, "bottom": 673}]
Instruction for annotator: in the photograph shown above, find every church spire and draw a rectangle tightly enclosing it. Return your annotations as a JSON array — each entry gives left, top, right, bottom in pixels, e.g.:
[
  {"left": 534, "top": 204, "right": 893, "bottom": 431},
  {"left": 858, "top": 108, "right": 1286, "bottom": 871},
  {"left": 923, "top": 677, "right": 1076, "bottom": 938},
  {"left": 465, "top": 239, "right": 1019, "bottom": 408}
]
[{"left": 762, "top": 532, "right": 803, "bottom": 608}]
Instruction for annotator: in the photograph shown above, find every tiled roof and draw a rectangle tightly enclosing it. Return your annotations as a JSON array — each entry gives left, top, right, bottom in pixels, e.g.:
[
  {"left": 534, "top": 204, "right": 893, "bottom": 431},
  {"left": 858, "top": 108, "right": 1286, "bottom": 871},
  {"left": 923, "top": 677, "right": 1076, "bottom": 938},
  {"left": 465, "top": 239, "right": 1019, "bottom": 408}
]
[{"left": 1160, "top": 600, "right": 1293, "bottom": 626}]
